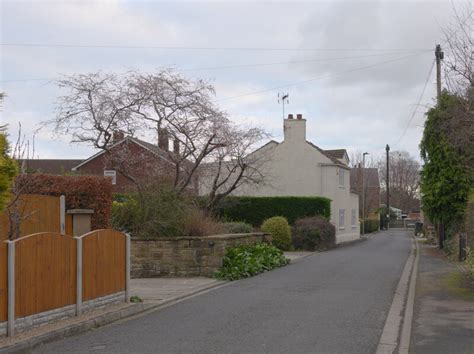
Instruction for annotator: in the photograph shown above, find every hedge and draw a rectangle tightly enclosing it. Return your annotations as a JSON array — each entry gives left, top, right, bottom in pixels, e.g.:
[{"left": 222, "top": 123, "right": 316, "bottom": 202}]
[
  {"left": 214, "top": 196, "right": 331, "bottom": 226},
  {"left": 16, "top": 174, "right": 113, "bottom": 230},
  {"left": 361, "top": 219, "right": 380, "bottom": 234}
]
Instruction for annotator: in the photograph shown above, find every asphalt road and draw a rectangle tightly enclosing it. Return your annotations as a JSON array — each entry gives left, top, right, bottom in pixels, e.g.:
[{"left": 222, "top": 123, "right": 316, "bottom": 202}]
[{"left": 35, "top": 230, "right": 412, "bottom": 354}]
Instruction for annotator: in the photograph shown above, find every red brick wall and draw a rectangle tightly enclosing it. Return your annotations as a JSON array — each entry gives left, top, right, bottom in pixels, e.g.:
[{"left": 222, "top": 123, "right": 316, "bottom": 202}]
[{"left": 76, "top": 140, "right": 169, "bottom": 193}]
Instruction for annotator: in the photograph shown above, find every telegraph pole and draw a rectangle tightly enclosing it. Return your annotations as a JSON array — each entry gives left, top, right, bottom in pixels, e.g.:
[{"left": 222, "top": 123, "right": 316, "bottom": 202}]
[
  {"left": 361, "top": 152, "right": 369, "bottom": 235},
  {"left": 435, "top": 44, "right": 444, "bottom": 101},
  {"left": 435, "top": 44, "right": 445, "bottom": 249},
  {"left": 385, "top": 144, "right": 390, "bottom": 230}
]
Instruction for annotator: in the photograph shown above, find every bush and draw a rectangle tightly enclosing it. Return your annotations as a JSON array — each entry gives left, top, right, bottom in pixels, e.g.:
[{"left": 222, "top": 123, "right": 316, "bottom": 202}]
[
  {"left": 213, "top": 196, "right": 331, "bottom": 226},
  {"left": 361, "top": 219, "right": 379, "bottom": 234},
  {"left": 182, "top": 208, "right": 224, "bottom": 236},
  {"left": 261, "top": 216, "right": 291, "bottom": 251},
  {"left": 16, "top": 174, "right": 112, "bottom": 229},
  {"left": 292, "top": 216, "right": 336, "bottom": 251},
  {"left": 112, "top": 186, "right": 188, "bottom": 238},
  {"left": 214, "top": 243, "right": 289, "bottom": 280},
  {"left": 220, "top": 222, "right": 253, "bottom": 234}
]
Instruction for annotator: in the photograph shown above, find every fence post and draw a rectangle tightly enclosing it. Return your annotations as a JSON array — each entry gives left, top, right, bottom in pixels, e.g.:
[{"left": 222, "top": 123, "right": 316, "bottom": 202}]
[
  {"left": 125, "top": 234, "right": 130, "bottom": 303},
  {"left": 7, "top": 241, "right": 15, "bottom": 337},
  {"left": 75, "top": 237, "right": 83, "bottom": 315},
  {"left": 60, "top": 195, "right": 66, "bottom": 234}
]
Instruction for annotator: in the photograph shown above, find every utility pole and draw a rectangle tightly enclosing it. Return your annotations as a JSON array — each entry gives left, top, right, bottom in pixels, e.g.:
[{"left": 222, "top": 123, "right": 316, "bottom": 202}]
[
  {"left": 435, "top": 44, "right": 444, "bottom": 101},
  {"left": 385, "top": 144, "right": 390, "bottom": 230},
  {"left": 361, "top": 152, "right": 369, "bottom": 235},
  {"left": 435, "top": 44, "right": 445, "bottom": 249}
]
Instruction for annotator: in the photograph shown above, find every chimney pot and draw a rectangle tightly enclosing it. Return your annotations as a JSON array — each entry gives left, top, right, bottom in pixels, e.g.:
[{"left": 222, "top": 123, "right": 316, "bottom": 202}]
[
  {"left": 112, "top": 130, "right": 125, "bottom": 143},
  {"left": 288, "top": 114, "right": 294, "bottom": 119},
  {"left": 296, "top": 114, "right": 303, "bottom": 120}
]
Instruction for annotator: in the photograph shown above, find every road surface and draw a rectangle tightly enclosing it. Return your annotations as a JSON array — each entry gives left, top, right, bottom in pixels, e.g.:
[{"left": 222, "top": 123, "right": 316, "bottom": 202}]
[{"left": 35, "top": 230, "right": 412, "bottom": 353}]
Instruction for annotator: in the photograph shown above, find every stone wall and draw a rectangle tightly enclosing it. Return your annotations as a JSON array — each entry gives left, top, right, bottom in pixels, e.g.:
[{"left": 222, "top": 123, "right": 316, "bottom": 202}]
[{"left": 131, "top": 233, "right": 272, "bottom": 278}]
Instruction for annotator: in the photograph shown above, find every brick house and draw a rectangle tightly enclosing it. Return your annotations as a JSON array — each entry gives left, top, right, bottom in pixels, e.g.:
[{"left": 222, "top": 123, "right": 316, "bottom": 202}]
[
  {"left": 24, "top": 131, "right": 186, "bottom": 193},
  {"left": 350, "top": 167, "right": 381, "bottom": 219}
]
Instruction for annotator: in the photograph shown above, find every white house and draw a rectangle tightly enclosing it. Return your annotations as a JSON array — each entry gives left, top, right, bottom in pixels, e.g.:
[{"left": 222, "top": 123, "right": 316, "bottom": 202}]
[{"left": 201, "top": 114, "right": 360, "bottom": 243}]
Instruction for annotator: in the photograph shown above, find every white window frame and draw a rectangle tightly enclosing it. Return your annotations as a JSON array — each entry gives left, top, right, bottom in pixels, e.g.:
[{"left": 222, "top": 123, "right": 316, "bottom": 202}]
[
  {"left": 351, "top": 209, "right": 357, "bottom": 228},
  {"left": 104, "top": 170, "right": 117, "bottom": 185},
  {"left": 339, "top": 169, "right": 345, "bottom": 187},
  {"left": 339, "top": 209, "right": 345, "bottom": 229}
]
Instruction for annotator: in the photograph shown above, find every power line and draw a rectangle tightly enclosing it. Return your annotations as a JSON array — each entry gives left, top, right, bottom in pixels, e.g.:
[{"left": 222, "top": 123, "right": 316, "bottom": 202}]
[
  {"left": 392, "top": 59, "right": 436, "bottom": 147},
  {"left": 217, "top": 52, "right": 430, "bottom": 102},
  {"left": 0, "top": 51, "right": 430, "bottom": 84},
  {"left": 0, "top": 42, "right": 432, "bottom": 52}
]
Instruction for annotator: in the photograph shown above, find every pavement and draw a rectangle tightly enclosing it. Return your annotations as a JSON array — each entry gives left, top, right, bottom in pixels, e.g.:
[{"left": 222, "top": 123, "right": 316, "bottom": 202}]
[
  {"left": 32, "top": 230, "right": 413, "bottom": 353},
  {"left": 410, "top": 243, "right": 474, "bottom": 354}
]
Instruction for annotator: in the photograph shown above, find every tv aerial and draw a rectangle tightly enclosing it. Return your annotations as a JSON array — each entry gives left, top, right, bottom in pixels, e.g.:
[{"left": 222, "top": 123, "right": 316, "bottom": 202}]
[{"left": 278, "top": 93, "right": 289, "bottom": 120}]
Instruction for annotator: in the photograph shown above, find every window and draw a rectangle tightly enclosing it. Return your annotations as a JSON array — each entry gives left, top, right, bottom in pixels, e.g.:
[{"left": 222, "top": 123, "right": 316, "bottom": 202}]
[
  {"left": 339, "top": 169, "right": 345, "bottom": 187},
  {"left": 104, "top": 170, "right": 117, "bottom": 185},
  {"left": 351, "top": 209, "right": 357, "bottom": 228},
  {"left": 339, "top": 209, "right": 345, "bottom": 229}
]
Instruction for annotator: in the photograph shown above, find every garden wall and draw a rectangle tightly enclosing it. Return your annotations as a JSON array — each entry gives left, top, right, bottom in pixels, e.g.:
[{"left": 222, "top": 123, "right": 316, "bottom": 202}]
[{"left": 131, "top": 233, "right": 272, "bottom": 278}]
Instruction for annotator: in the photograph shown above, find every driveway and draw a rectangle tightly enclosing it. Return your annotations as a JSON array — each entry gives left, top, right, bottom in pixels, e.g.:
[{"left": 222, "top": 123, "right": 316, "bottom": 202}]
[{"left": 35, "top": 230, "right": 412, "bottom": 353}]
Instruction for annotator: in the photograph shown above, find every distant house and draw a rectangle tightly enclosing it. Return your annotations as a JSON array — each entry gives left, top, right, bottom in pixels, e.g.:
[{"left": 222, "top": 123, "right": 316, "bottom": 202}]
[
  {"left": 200, "top": 114, "right": 360, "bottom": 244},
  {"left": 350, "top": 167, "right": 381, "bottom": 219},
  {"left": 23, "top": 131, "right": 186, "bottom": 193}
]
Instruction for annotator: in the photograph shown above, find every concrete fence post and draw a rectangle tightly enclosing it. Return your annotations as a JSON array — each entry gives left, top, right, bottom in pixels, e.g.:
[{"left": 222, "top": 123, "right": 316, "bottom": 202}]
[
  {"left": 60, "top": 195, "right": 66, "bottom": 234},
  {"left": 125, "top": 234, "right": 131, "bottom": 303},
  {"left": 75, "top": 237, "right": 83, "bottom": 316},
  {"left": 7, "top": 241, "right": 15, "bottom": 337}
]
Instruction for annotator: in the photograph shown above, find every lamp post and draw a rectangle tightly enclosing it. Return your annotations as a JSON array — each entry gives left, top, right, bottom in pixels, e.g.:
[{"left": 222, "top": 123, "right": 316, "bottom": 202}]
[{"left": 361, "top": 152, "right": 369, "bottom": 235}]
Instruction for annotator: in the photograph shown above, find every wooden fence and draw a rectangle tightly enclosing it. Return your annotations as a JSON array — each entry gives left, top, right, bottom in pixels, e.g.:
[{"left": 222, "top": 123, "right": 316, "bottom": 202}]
[
  {"left": 0, "top": 229, "right": 130, "bottom": 337},
  {"left": 0, "top": 194, "right": 72, "bottom": 241}
]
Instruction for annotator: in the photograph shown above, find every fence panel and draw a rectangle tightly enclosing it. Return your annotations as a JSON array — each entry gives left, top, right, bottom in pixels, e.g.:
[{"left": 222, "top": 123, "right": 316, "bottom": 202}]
[
  {"left": 82, "top": 230, "right": 126, "bottom": 301},
  {"left": 0, "top": 195, "right": 62, "bottom": 241},
  {"left": 14, "top": 233, "right": 76, "bottom": 318},
  {"left": 0, "top": 242, "right": 7, "bottom": 322}
]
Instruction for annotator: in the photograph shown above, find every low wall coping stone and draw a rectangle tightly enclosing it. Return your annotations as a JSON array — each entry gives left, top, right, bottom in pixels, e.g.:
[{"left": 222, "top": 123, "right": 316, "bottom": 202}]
[{"left": 131, "top": 232, "right": 268, "bottom": 242}]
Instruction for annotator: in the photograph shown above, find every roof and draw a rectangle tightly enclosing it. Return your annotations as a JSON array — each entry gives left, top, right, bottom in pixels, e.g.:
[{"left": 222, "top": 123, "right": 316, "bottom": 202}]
[
  {"left": 306, "top": 141, "right": 350, "bottom": 169},
  {"left": 72, "top": 136, "right": 170, "bottom": 170},
  {"left": 324, "top": 149, "right": 347, "bottom": 160},
  {"left": 350, "top": 168, "right": 380, "bottom": 188},
  {"left": 20, "top": 159, "right": 83, "bottom": 175}
]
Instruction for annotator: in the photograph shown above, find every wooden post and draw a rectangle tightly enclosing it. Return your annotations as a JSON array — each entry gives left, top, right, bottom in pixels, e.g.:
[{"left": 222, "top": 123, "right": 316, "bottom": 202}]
[{"left": 60, "top": 195, "right": 66, "bottom": 234}]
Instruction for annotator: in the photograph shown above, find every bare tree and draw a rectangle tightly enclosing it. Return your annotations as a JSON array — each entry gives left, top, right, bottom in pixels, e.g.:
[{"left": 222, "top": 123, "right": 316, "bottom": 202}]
[
  {"left": 200, "top": 124, "right": 269, "bottom": 212},
  {"left": 439, "top": 2, "right": 474, "bottom": 173},
  {"left": 379, "top": 150, "right": 421, "bottom": 213}
]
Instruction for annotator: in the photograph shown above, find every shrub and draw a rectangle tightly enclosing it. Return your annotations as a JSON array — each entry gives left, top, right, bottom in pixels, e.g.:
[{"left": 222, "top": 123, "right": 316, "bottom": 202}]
[
  {"left": 465, "top": 247, "right": 474, "bottom": 279},
  {"left": 360, "top": 219, "right": 380, "bottom": 234},
  {"left": 112, "top": 185, "right": 188, "bottom": 238},
  {"left": 220, "top": 222, "right": 253, "bottom": 234},
  {"left": 261, "top": 216, "right": 291, "bottom": 251},
  {"left": 214, "top": 243, "right": 289, "bottom": 280},
  {"left": 213, "top": 196, "right": 331, "bottom": 226},
  {"left": 16, "top": 174, "right": 112, "bottom": 229},
  {"left": 182, "top": 209, "right": 224, "bottom": 236},
  {"left": 292, "top": 216, "right": 336, "bottom": 251}
]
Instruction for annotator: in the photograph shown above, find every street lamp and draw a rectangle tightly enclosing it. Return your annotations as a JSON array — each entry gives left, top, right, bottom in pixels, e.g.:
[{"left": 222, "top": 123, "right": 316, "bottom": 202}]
[{"left": 362, "top": 152, "right": 369, "bottom": 235}]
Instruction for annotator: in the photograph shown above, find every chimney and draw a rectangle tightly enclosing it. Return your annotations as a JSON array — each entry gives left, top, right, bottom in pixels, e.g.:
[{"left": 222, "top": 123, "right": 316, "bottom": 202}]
[
  {"left": 173, "top": 139, "right": 180, "bottom": 155},
  {"left": 112, "top": 130, "right": 125, "bottom": 144},
  {"left": 158, "top": 128, "right": 169, "bottom": 151},
  {"left": 283, "top": 113, "right": 306, "bottom": 142}
]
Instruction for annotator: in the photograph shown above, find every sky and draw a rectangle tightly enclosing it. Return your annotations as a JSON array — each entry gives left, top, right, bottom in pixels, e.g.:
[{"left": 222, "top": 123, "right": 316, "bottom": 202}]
[{"left": 0, "top": 0, "right": 458, "bottom": 163}]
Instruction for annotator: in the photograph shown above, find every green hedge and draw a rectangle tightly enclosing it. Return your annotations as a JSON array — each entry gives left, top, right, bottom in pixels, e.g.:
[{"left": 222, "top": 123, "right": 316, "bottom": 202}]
[
  {"left": 214, "top": 196, "right": 331, "bottom": 226},
  {"left": 361, "top": 219, "right": 380, "bottom": 234}
]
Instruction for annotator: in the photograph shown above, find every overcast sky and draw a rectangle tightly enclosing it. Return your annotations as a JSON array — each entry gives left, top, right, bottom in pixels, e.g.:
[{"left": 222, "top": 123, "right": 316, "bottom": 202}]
[{"left": 0, "top": 0, "right": 457, "bottom": 163}]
